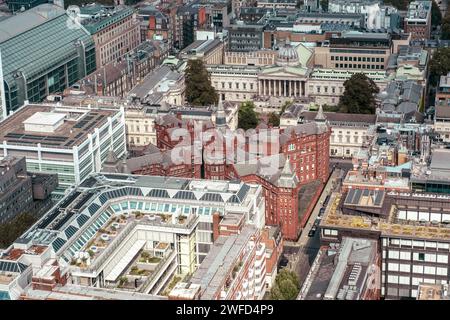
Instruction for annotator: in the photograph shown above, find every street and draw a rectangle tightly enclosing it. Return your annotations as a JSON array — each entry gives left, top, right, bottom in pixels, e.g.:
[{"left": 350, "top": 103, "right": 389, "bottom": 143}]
[{"left": 280, "top": 163, "right": 348, "bottom": 288}]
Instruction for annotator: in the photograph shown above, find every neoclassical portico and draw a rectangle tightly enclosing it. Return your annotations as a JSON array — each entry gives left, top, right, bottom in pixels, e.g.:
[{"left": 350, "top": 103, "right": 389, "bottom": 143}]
[
  {"left": 257, "top": 38, "right": 310, "bottom": 98},
  {"left": 257, "top": 78, "right": 307, "bottom": 97}
]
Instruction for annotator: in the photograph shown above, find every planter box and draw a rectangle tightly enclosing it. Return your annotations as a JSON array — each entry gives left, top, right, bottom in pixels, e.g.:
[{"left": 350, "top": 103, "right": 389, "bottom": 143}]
[{"left": 136, "top": 262, "right": 159, "bottom": 271}]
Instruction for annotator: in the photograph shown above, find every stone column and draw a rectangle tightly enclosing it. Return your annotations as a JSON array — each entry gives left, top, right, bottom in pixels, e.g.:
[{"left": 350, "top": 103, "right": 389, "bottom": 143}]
[
  {"left": 269, "top": 79, "right": 272, "bottom": 96},
  {"left": 284, "top": 81, "right": 287, "bottom": 97},
  {"left": 278, "top": 80, "right": 282, "bottom": 97}
]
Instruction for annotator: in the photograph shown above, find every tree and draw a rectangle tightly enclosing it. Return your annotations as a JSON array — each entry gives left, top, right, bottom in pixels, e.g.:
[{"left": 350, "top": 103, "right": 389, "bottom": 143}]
[
  {"left": 278, "top": 279, "right": 299, "bottom": 300},
  {"left": 268, "top": 112, "right": 280, "bottom": 127},
  {"left": 429, "top": 48, "right": 450, "bottom": 86},
  {"left": 338, "top": 73, "right": 379, "bottom": 114},
  {"left": 185, "top": 59, "right": 218, "bottom": 106},
  {"left": 269, "top": 283, "right": 284, "bottom": 300},
  {"left": 383, "top": 0, "right": 409, "bottom": 10},
  {"left": 280, "top": 100, "right": 293, "bottom": 115},
  {"left": 431, "top": 1, "right": 443, "bottom": 27},
  {"left": 441, "top": 8, "right": 450, "bottom": 40},
  {"left": 270, "top": 269, "right": 300, "bottom": 300},
  {"left": 238, "top": 101, "right": 259, "bottom": 130},
  {"left": 0, "top": 213, "right": 37, "bottom": 249},
  {"left": 322, "top": 104, "right": 340, "bottom": 112},
  {"left": 320, "top": 0, "right": 329, "bottom": 12}
]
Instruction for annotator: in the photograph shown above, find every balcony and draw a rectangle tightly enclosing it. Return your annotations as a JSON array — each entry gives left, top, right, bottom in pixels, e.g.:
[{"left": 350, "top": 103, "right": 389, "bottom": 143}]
[
  {"left": 254, "top": 256, "right": 264, "bottom": 268},
  {"left": 256, "top": 243, "right": 265, "bottom": 257}
]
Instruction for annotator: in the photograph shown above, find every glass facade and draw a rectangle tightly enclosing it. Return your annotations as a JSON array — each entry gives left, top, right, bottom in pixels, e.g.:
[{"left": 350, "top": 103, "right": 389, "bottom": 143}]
[
  {"left": 0, "top": 8, "right": 96, "bottom": 113},
  {"left": 412, "top": 181, "right": 450, "bottom": 194}
]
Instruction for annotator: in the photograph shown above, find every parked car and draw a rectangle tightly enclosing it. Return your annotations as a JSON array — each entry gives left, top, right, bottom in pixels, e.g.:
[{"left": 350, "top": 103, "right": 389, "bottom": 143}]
[
  {"left": 308, "top": 226, "right": 317, "bottom": 237},
  {"left": 319, "top": 208, "right": 326, "bottom": 216}
]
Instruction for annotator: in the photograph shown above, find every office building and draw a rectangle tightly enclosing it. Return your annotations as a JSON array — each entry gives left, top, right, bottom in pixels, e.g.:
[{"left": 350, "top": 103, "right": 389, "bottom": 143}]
[
  {"left": 12, "top": 174, "right": 264, "bottom": 289},
  {"left": 320, "top": 190, "right": 450, "bottom": 299},
  {"left": 80, "top": 4, "right": 141, "bottom": 68},
  {"left": 435, "top": 72, "right": 450, "bottom": 108},
  {"left": 405, "top": 1, "right": 432, "bottom": 41},
  {"left": 0, "top": 4, "right": 96, "bottom": 114},
  {"left": 314, "top": 32, "right": 392, "bottom": 71},
  {"left": 0, "top": 104, "right": 126, "bottom": 197},
  {"left": 300, "top": 237, "right": 380, "bottom": 300},
  {"left": 228, "top": 22, "right": 266, "bottom": 52},
  {"left": 0, "top": 156, "right": 57, "bottom": 224}
]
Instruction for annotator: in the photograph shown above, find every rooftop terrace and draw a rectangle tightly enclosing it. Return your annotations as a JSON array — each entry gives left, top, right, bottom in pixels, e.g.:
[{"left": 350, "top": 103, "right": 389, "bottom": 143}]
[{"left": 321, "top": 192, "right": 450, "bottom": 240}]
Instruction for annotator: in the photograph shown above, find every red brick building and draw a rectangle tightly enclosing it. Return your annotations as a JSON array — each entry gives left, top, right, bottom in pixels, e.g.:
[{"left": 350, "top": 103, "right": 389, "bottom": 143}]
[{"left": 120, "top": 111, "right": 331, "bottom": 240}]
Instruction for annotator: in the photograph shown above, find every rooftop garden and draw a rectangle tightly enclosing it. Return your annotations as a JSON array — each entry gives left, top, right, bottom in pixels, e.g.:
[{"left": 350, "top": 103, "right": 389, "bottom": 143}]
[{"left": 139, "top": 251, "right": 162, "bottom": 264}]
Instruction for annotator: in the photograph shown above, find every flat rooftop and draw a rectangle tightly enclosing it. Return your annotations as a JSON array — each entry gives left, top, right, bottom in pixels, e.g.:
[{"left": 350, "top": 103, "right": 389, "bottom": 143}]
[
  {"left": 129, "top": 65, "right": 182, "bottom": 102},
  {"left": 23, "top": 285, "right": 167, "bottom": 300},
  {"left": 321, "top": 192, "right": 450, "bottom": 240},
  {"left": 190, "top": 225, "right": 257, "bottom": 300},
  {"left": 0, "top": 104, "right": 117, "bottom": 149},
  {"left": 19, "top": 173, "right": 257, "bottom": 256},
  {"left": 303, "top": 237, "right": 377, "bottom": 300}
]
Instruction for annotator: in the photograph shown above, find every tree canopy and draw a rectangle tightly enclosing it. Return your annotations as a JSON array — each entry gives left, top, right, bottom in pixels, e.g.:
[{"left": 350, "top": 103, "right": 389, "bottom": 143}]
[
  {"left": 268, "top": 112, "right": 280, "bottom": 127},
  {"left": 338, "top": 73, "right": 379, "bottom": 114},
  {"left": 441, "top": 7, "right": 450, "bottom": 40},
  {"left": 270, "top": 269, "right": 300, "bottom": 300},
  {"left": 383, "top": 0, "right": 409, "bottom": 10},
  {"left": 431, "top": 1, "right": 443, "bottom": 27},
  {"left": 238, "top": 101, "right": 259, "bottom": 130},
  {"left": 185, "top": 59, "right": 218, "bottom": 106},
  {"left": 429, "top": 48, "right": 450, "bottom": 86},
  {"left": 267, "top": 100, "right": 292, "bottom": 127},
  {"left": 0, "top": 213, "right": 37, "bottom": 249},
  {"left": 320, "top": 0, "right": 329, "bottom": 12}
]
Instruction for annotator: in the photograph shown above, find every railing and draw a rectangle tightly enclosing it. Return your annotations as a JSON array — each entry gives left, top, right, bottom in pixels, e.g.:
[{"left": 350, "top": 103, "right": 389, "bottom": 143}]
[
  {"left": 140, "top": 250, "right": 177, "bottom": 294},
  {"left": 86, "top": 220, "right": 137, "bottom": 273}
]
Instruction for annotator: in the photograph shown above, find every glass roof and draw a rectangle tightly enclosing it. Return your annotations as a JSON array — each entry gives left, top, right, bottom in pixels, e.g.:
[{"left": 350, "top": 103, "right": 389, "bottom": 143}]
[{"left": 0, "top": 9, "right": 94, "bottom": 85}]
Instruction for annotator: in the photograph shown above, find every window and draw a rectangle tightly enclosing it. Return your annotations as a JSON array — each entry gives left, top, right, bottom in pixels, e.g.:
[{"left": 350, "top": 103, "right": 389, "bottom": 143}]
[
  {"left": 436, "top": 267, "right": 447, "bottom": 276},
  {"left": 400, "top": 251, "right": 411, "bottom": 260},
  {"left": 412, "top": 277, "right": 423, "bottom": 286},
  {"left": 388, "top": 250, "right": 399, "bottom": 259},
  {"left": 425, "top": 253, "right": 437, "bottom": 263},
  {"left": 388, "top": 263, "right": 399, "bottom": 271},
  {"left": 387, "top": 275, "right": 398, "bottom": 284},
  {"left": 424, "top": 266, "right": 436, "bottom": 275},
  {"left": 412, "top": 265, "right": 424, "bottom": 274},
  {"left": 437, "top": 255, "right": 448, "bottom": 264},
  {"left": 399, "top": 276, "right": 410, "bottom": 285},
  {"left": 399, "top": 264, "right": 410, "bottom": 273}
]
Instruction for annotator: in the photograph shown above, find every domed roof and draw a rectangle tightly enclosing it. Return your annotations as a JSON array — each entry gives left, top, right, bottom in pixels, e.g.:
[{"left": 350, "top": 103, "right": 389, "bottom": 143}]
[{"left": 276, "top": 38, "right": 299, "bottom": 67}]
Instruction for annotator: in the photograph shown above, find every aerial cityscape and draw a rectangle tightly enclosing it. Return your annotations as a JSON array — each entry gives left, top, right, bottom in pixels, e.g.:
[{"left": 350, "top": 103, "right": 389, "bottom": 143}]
[{"left": 1, "top": 0, "right": 450, "bottom": 303}]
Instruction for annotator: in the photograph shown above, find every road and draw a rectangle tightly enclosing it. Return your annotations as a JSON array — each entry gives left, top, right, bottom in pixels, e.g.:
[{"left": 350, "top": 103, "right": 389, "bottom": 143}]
[{"left": 281, "top": 164, "right": 348, "bottom": 288}]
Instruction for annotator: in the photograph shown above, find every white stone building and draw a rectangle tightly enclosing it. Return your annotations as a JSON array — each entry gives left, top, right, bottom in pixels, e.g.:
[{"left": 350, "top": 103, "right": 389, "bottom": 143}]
[{"left": 0, "top": 104, "right": 126, "bottom": 198}]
